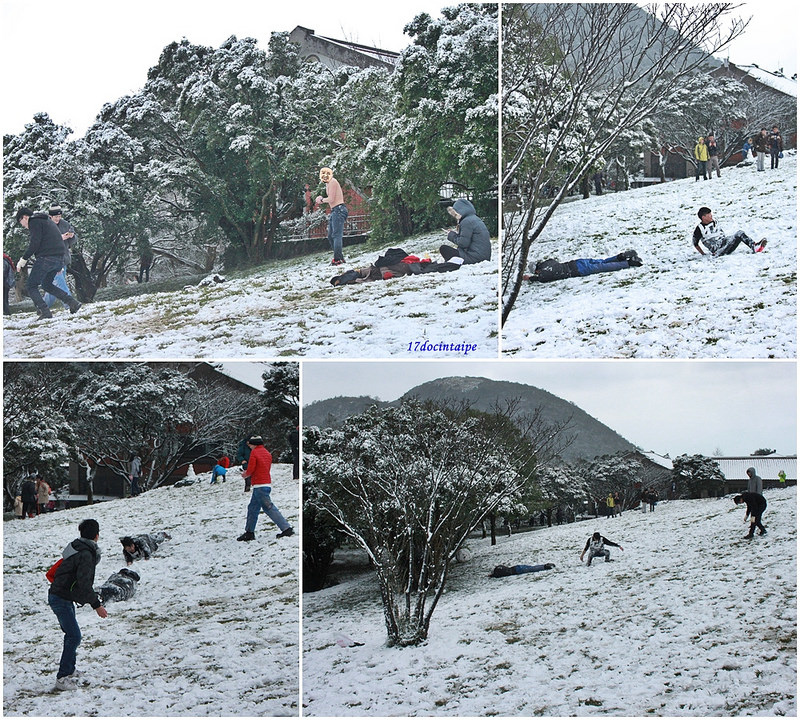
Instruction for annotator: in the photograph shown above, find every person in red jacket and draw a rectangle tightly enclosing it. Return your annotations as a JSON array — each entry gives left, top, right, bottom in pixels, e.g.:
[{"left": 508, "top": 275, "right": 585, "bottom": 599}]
[{"left": 237, "top": 436, "right": 294, "bottom": 542}]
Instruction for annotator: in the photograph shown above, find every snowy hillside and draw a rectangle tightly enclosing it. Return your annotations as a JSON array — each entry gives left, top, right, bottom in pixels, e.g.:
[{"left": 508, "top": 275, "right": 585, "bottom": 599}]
[
  {"left": 503, "top": 155, "right": 797, "bottom": 358},
  {"left": 2, "top": 233, "right": 498, "bottom": 359},
  {"left": 3, "top": 465, "right": 299, "bottom": 716},
  {"left": 302, "top": 487, "right": 797, "bottom": 717}
]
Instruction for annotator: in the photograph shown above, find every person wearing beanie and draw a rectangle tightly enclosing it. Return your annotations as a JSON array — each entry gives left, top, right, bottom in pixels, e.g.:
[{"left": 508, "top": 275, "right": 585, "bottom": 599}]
[
  {"left": 237, "top": 436, "right": 294, "bottom": 541},
  {"left": 734, "top": 493, "right": 767, "bottom": 539},
  {"left": 315, "top": 167, "right": 348, "bottom": 266},
  {"left": 14, "top": 206, "right": 81, "bottom": 319},
  {"left": 692, "top": 207, "right": 767, "bottom": 256},
  {"left": 48, "top": 519, "right": 108, "bottom": 691},
  {"left": 42, "top": 205, "right": 78, "bottom": 309},
  {"left": 525, "top": 249, "right": 643, "bottom": 283}
]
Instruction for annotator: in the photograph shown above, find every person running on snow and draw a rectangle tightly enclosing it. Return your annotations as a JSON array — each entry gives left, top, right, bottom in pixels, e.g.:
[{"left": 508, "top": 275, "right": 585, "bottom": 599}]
[
  {"left": 580, "top": 531, "right": 624, "bottom": 565},
  {"left": 48, "top": 518, "right": 108, "bottom": 691},
  {"left": 237, "top": 436, "right": 294, "bottom": 542},
  {"left": 315, "top": 167, "right": 348, "bottom": 266},
  {"left": 14, "top": 206, "right": 81, "bottom": 319},
  {"left": 734, "top": 493, "right": 767, "bottom": 539},
  {"left": 693, "top": 207, "right": 767, "bottom": 256},
  {"left": 526, "top": 250, "right": 642, "bottom": 283}
]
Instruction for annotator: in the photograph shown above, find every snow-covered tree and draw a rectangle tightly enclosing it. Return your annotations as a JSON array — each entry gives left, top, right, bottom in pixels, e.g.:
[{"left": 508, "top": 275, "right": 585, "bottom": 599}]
[
  {"left": 578, "top": 453, "right": 645, "bottom": 509},
  {"left": 3, "top": 363, "right": 76, "bottom": 505},
  {"left": 363, "top": 3, "right": 498, "bottom": 237},
  {"left": 501, "top": 3, "right": 747, "bottom": 324},
  {"left": 258, "top": 362, "right": 299, "bottom": 462},
  {"left": 305, "top": 398, "right": 570, "bottom": 646},
  {"left": 671, "top": 454, "right": 726, "bottom": 498}
]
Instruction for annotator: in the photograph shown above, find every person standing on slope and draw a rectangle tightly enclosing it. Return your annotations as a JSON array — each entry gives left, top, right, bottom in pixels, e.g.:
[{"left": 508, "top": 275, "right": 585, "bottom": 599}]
[
  {"left": 733, "top": 493, "right": 767, "bottom": 539},
  {"left": 315, "top": 167, "right": 348, "bottom": 266},
  {"left": 48, "top": 519, "right": 108, "bottom": 691},
  {"left": 237, "top": 436, "right": 294, "bottom": 542}
]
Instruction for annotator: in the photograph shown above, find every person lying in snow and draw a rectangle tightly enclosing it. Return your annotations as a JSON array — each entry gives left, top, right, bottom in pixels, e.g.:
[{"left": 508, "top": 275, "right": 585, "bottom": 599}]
[
  {"left": 525, "top": 250, "right": 642, "bottom": 283},
  {"left": 330, "top": 248, "right": 462, "bottom": 286},
  {"left": 439, "top": 199, "right": 492, "bottom": 264},
  {"left": 120, "top": 532, "right": 171, "bottom": 565},
  {"left": 693, "top": 207, "right": 767, "bottom": 256},
  {"left": 95, "top": 568, "right": 140, "bottom": 603},
  {"left": 488, "top": 563, "right": 555, "bottom": 578}
]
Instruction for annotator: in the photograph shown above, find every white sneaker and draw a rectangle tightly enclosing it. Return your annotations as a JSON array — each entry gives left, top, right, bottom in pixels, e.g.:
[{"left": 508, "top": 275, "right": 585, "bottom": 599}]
[{"left": 55, "top": 676, "right": 78, "bottom": 691}]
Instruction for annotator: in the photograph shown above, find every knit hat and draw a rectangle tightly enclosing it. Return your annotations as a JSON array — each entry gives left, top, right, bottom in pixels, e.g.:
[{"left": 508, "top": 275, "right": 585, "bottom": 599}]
[
  {"left": 48, "top": 205, "right": 63, "bottom": 216},
  {"left": 247, "top": 435, "right": 264, "bottom": 445}
]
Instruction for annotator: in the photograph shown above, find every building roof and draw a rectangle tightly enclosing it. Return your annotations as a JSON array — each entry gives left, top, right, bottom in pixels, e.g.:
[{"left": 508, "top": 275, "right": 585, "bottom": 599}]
[
  {"left": 713, "top": 456, "right": 796, "bottom": 482},
  {"left": 288, "top": 26, "right": 399, "bottom": 72},
  {"left": 740, "top": 64, "right": 797, "bottom": 98}
]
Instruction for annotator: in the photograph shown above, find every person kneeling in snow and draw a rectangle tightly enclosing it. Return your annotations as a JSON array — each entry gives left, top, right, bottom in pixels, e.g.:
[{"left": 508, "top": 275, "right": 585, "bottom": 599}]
[
  {"left": 96, "top": 568, "right": 140, "bottom": 603},
  {"left": 120, "top": 532, "right": 171, "bottom": 565},
  {"left": 489, "top": 563, "right": 555, "bottom": 578},
  {"left": 439, "top": 199, "right": 492, "bottom": 264},
  {"left": 580, "top": 532, "right": 624, "bottom": 565},
  {"left": 693, "top": 207, "right": 767, "bottom": 256},
  {"left": 525, "top": 250, "right": 642, "bottom": 283}
]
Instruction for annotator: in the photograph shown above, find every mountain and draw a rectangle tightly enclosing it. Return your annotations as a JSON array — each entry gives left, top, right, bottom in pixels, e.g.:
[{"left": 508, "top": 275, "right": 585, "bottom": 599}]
[
  {"left": 302, "top": 487, "right": 797, "bottom": 716},
  {"left": 303, "top": 376, "right": 637, "bottom": 461}
]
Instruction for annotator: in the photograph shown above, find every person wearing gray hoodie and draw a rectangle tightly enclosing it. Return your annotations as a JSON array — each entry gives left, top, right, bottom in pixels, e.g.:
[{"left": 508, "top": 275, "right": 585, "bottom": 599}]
[
  {"left": 746, "top": 467, "right": 763, "bottom": 495},
  {"left": 439, "top": 198, "right": 491, "bottom": 264}
]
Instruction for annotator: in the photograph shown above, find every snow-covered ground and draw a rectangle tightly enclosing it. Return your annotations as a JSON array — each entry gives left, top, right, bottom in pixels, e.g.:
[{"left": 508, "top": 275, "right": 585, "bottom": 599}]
[
  {"left": 303, "top": 487, "right": 797, "bottom": 717},
  {"left": 3, "top": 465, "right": 299, "bottom": 716},
  {"left": 2, "top": 233, "right": 498, "bottom": 359},
  {"left": 503, "top": 155, "right": 797, "bottom": 358}
]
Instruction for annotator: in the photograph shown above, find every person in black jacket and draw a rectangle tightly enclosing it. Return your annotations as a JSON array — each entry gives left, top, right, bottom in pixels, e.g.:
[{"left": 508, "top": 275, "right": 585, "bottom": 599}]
[
  {"left": 48, "top": 519, "right": 108, "bottom": 691},
  {"left": 120, "top": 531, "right": 171, "bottom": 564},
  {"left": 734, "top": 493, "right": 767, "bottom": 538},
  {"left": 95, "top": 568, "right": 140, "bottom": 603},
  {"left": 526, "top": 250, "right": 642, "bottom": 283},
  {"left": 580, "top": 531, "right": 624, "bottom": 565},
  {"left": 20, "top": 475, "right": 38, "bottom": 518},
  {"left": 14, "top": 206, "right": 81, "bottom": 319}
]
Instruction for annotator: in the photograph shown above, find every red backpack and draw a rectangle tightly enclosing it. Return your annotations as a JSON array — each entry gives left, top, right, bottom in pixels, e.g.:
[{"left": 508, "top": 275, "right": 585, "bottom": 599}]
[{"left": 45, "top": 558, "right": 63, "bottom": 583}]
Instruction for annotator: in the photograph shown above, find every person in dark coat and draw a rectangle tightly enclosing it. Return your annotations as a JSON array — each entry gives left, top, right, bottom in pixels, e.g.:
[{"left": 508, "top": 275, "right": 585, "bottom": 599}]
[
  {"left": 489, "top": 563, "right": 555, "bottom": 578},
  {"left": 734, "top": 493, "right": 767, "bottom": 538},
  {"left": 43, "top": 205, "right": 77, "bottom": 309},
  {"left": 95, "top": 568, "right": 140, "bottom": 604},
  {"left": 439, "top": 198, "right": 492, "bottom": 264},
  {"left": 769, "top": 126, "right": 783, "bottom": 169},
  {"left": 14, "top": 206, "right": 81, "bottom": 319},
  {"left": 526, "top": 250, "right": 642, "bottom": 283},
  {"left": 580, "top": 532, "right": 624, "bottom": 565},
  {"left": 120, "top": 531, "right": 171, "bottom": 564},
  {"left": 48, "top": 518, "right": 108, "bottom": 691},
  {"left": 3, "top": 251, "right": 16, "bottom": 315},
  {"left": 21, "top": 475, "right": 38, "bottom": 518}
]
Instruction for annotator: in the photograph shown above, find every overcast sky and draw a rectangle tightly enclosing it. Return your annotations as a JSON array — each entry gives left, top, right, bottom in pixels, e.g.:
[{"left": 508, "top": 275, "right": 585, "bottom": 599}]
[
  {"left": 0, "top": 0, "right": 445, "bottom": 137},
  {"left": 301, "top": 361, "right": 797, "bottom": 459},
  {"left": 2, "top": 2, "right": 795, "bottom": 138}
]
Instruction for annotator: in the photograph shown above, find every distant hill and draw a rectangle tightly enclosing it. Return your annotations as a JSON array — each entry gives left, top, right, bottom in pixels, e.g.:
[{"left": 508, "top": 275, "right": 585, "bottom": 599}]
[{"left": 303, "top": 376, "right": 637, "bottom": 461}]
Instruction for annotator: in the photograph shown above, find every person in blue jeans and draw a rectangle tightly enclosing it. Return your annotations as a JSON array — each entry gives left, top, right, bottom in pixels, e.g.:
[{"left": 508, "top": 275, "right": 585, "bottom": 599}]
[
  {"left": 48, "top": 518, "right": 108, "bottom": 691},
  {"left": 236, "top": 436, "right": 294, "bottom": 541},
  {"left": 489, "top": 563, "right": 555, "bottom": 577},
  {"left": 526, "top": 250, "right": 642, "bottom": 283},
  {"left": 315, "top": 167, "right": 349, "bottom": 265}
]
